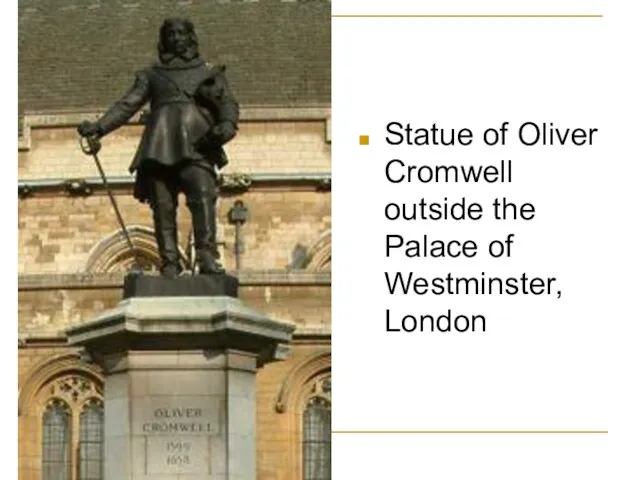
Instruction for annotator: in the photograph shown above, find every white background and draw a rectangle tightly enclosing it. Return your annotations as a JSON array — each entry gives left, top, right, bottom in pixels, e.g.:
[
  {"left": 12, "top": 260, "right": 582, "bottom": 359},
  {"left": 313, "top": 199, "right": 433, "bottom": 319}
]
[{"left": 332, "top": 0, "right": 639, "bottom": 478}]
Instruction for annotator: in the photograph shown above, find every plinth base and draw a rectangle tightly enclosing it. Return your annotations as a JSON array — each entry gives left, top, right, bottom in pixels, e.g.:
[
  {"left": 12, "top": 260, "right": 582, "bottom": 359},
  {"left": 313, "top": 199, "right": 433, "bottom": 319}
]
[
  {"left": 102, "top": 350, "right": 259, "bottom": 480},
  {"left": 66, "top": 295, "right": 295, "bottom": 480},
  {"left": 123, "top": 273, "right": 239, "bottom": 299}
]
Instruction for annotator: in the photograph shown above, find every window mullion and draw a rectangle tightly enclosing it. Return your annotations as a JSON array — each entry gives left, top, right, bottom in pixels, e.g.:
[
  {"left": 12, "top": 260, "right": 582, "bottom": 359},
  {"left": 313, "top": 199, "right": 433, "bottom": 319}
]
[{"left": 71, "top": 408, "right": 80, "bottom": 480}]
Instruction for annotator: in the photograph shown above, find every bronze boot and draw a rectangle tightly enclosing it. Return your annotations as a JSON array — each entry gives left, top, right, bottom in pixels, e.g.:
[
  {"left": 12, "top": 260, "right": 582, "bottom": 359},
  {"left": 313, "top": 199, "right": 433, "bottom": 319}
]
[
  {"left": 188, "top": 197, "right": 224, "bottom": 274},
  {"left": 152, "top": 201, "right": 183, "bottom": 278}
]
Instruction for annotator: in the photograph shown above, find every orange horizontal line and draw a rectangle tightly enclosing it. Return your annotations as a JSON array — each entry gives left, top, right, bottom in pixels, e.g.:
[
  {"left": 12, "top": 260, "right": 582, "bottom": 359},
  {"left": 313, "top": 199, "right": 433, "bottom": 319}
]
[{"left": 332, "top": 430, "right": 608, "bottom": 434}]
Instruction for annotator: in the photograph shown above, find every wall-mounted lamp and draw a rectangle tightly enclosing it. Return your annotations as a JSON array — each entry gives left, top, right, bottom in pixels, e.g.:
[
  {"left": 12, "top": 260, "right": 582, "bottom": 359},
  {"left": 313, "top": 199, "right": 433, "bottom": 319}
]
[{"left": 228, "top": 200, "right": 249, "bottom": 271}]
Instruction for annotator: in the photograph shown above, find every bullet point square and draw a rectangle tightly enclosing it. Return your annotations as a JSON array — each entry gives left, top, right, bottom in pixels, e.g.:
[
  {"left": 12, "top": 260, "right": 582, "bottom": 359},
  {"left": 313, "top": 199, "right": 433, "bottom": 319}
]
[{"left": 359, "top": 135, "right": 369, "bottom": 145}]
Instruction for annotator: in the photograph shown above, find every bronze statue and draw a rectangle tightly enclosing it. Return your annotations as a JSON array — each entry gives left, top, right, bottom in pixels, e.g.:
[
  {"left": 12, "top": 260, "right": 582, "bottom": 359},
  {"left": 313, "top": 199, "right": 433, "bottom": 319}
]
[{"left": 78, "top": 18, "right": 239, "bottom": 278}]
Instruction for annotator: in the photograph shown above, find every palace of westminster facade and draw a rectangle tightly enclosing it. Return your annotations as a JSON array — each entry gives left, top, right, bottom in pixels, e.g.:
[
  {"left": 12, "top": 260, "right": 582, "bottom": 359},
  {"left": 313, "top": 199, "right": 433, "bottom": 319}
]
[{"left": 18, "top": 1, "right": 331, "bottom": 479}]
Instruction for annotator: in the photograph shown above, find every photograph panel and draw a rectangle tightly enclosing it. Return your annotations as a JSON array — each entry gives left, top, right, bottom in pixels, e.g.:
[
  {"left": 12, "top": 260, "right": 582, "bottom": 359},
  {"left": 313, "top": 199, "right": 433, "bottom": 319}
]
[{"left": 18, "top": 2, "right": 331, "bottom": 479}]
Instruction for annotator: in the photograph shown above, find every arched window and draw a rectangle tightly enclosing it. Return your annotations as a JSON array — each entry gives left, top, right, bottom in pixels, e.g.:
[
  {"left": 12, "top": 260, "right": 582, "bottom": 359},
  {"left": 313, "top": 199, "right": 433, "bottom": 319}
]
[
  {"left": 305, "top": 230, "right": 331, "bottom": 271},
  {"left": 39, "top": 374, "right": 104, "bottom": 480},
  {"left": 42, "top": 399, "right": 71, "bottom": 480},
  {"left": 273, "top": 351, "right": 331, "bottom": 480},
  {"left": 302, "top": 374, "right": 331, "bottom": 480},
  {"left": 79, "top": 399, "right": 104, "bottom": 480}
]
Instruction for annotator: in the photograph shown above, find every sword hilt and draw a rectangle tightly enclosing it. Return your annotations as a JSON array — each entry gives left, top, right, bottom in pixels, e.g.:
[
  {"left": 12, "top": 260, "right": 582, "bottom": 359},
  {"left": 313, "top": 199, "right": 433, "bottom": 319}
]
[
  {"left": 79, "top": 122, "right": 102, "bottom": 155},
  {"left": 80, "top": 135, "right": 102, "bottom": 155}
]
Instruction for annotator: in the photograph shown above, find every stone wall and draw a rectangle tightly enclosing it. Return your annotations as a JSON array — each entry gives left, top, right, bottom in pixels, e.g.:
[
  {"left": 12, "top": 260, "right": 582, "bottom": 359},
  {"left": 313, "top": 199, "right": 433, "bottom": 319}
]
[
  {"left": 19, "top": 1, "right": 331, "bottom": 112},
  {"left": 19, "top": 118, "right": 331, "bottom": 179},
  {"left": 18, "top": 189, "right": 330, "bottom": 274},
  {"left": 18, "top": 276, "right": 330, "bottom": 337}
]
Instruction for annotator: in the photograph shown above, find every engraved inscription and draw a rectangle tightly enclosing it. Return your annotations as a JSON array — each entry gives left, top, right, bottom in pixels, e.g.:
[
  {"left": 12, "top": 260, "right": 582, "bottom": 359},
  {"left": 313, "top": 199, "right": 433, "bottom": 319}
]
[
  {"left": 146, "top": 436, "right": 209, "bottom": 475},
  {"left": 166, "top": 440, "right": 191, "bottom": 467},
  {"left": 136, "top": 399, "right": 218, "bottom": 475},
  {"left": 142, "top": 407, "right": 214, "bottom": 434}
]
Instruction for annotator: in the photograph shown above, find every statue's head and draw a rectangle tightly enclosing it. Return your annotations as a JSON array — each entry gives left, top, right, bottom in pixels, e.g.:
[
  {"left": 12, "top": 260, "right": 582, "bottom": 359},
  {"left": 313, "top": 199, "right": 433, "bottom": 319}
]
[{"left": 158, "top": 17, "right": 199, "bottom": 62}]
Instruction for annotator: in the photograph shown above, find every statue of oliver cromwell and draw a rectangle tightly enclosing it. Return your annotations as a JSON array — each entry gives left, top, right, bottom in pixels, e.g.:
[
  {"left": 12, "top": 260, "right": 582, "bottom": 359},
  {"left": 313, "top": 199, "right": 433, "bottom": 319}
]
[{"left": 78, "top": 17, "right": 239, "bottom": 278}]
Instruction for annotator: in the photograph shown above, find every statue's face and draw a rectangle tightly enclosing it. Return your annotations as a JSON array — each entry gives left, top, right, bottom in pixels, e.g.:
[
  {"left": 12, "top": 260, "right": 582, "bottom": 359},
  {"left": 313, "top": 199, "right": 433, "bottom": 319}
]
[{"left": 164, "top": 22, "right": 189, "bottom": 55}]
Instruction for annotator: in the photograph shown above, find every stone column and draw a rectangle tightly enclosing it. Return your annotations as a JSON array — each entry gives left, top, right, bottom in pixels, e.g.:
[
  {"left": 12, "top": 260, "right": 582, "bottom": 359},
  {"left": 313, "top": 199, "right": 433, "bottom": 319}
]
[{"left": 66, "top": 279, "right": 294, "bottom": 480}]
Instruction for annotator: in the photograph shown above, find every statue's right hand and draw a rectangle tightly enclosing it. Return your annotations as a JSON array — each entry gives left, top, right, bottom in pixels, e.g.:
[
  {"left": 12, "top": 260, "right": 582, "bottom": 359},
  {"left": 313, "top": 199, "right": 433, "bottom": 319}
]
[{"left": 77, "top": 121, "right": 101, "bottom": 138}]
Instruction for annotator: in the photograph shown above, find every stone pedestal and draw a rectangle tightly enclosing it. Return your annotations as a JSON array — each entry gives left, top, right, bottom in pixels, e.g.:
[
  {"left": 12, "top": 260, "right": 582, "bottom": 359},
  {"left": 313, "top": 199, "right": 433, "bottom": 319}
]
[{"left": 66, "top": 285, "right": 294, "bottom": 480}]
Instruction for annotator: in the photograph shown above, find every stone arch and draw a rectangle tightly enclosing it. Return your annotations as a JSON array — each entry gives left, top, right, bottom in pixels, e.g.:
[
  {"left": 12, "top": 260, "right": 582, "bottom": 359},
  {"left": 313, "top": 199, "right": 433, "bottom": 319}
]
[
  {"left": 305, "top": 230, "right": 331, "bottom": 271},
  {"left": 274, "top": 350, "right": 331, "bottom": 480},
  {"left": 19, "top": 353, "right": 105, "bottom": 480},
  {"left": 84, "top": 225, "right": 189, "bottom": 273},
  {"left": 274, "top": 350, "right": 330, "bottom": 413},
  {"left": 18, "top": 352, "right": 103, "bottom": 417}
]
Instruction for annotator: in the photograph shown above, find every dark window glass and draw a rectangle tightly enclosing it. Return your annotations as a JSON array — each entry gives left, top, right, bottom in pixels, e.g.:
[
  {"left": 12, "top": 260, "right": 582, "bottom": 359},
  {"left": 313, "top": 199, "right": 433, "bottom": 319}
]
[
  {"left": 79, "top": 401, "right": 104, "bottom": 480},
  {"left": 303, "top": 396, "right": 331, "bottom": 480},
  {"left": 42, "top": 400, "right": 71, "bottom": 480}
]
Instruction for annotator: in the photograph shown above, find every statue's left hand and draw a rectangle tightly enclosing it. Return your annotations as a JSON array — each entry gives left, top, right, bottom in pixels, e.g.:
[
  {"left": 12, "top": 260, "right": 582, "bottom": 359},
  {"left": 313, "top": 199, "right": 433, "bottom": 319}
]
[{"left": 213, "top": 123, "right": 237, "bottom": 144}]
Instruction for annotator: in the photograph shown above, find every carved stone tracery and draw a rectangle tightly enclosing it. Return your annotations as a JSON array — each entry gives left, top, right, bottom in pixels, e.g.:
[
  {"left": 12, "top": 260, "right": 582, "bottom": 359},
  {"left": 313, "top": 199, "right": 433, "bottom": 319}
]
[
  {"left": 303, "top": 373, "right": 331, "bottom": 406},
  {"left": 48, "top": 374, "right": 103, "bottom": 406}
]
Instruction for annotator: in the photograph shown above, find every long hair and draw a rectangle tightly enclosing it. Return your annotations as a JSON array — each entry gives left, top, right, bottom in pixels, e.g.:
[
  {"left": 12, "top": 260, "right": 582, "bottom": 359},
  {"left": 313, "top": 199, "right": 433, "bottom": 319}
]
[{"left": 157, "top": 17, "right": 199, "bottom": 62}]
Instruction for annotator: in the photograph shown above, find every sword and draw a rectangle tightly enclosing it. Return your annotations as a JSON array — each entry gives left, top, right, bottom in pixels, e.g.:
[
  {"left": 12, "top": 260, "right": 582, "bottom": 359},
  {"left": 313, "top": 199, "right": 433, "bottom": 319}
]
[{"left": 79, "top": 122, "right": 144, "bottom": 274}]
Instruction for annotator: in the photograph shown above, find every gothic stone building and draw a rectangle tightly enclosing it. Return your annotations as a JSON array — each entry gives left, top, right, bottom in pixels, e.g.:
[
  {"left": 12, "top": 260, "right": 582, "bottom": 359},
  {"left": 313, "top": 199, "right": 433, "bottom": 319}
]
[{"left": 18, "top": 2, "right": 331, "bottom": 479}]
